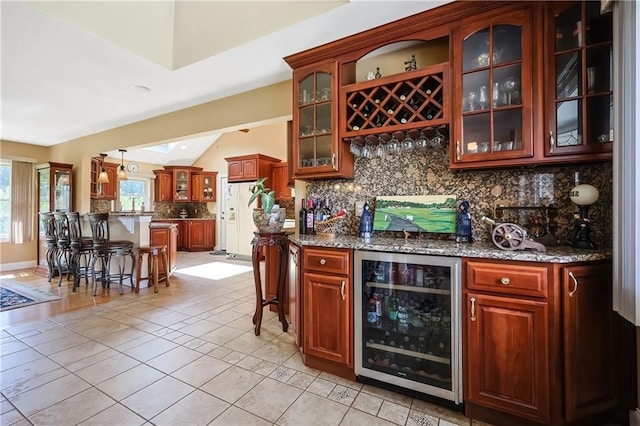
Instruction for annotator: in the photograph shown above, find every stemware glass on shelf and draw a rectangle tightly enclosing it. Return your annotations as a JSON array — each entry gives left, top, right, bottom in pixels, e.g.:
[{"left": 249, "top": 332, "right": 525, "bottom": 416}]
[
  {"left": 401, "top": 131, "right": 415, "bottom": 152},
  {"left": 415, "top": 130, "right": 429, "bottom": 151}
]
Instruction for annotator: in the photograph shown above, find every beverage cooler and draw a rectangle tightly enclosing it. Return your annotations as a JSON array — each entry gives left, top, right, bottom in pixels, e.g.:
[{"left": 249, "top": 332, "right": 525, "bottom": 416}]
[{"left": 354, "top": 251, "right": 462, "bottom": 404}]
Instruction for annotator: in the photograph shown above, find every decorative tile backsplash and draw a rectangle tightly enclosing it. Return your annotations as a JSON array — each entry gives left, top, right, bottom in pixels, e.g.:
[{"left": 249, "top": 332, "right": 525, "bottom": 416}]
[{"left": 307, "top": 144, "right": 612, "bottom": 248}]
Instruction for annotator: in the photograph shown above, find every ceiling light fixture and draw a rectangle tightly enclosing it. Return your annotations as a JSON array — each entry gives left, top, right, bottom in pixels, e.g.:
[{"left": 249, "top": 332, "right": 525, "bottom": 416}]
[
  {"left": 131, "top": 85, "right": 151, "bottom": 93},
  {"left": 118, "top": 149, "right": 128, "bottom": 180},
  {"left": 97, "top": 153, "right": 109, "bottom": 184}
]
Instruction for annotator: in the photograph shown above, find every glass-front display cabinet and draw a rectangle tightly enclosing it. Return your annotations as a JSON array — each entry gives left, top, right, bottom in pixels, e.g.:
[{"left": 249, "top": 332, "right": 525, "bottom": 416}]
[
  {"left": 545, "top": 1, "right": 613, "bottom": 157},
  {"left": 173, "top": 169, "right": 190, "bottom": 201},
  {"left": 452, "top": 8, "right": 534, "bottom": 167},
  {"left": 35, "top": 162, "right": 73, "bottom": 277},
  {"left": 292, "top": 61, "right": 353, "bottom": 179},
  {"left": 354, "top": 251, "right": 462, "bottom": 404}
]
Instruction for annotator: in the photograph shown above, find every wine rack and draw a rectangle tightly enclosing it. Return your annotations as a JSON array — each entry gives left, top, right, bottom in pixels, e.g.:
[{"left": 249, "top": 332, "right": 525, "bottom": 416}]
[{"left": 342, "top": 64, "right": 448, "bottom": 137}]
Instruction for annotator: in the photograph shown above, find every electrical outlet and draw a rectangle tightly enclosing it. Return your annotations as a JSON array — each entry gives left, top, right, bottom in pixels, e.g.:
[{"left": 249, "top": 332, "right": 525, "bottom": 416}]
[{"left": 355, "top": 201, "right": 364, "bottom": 217}]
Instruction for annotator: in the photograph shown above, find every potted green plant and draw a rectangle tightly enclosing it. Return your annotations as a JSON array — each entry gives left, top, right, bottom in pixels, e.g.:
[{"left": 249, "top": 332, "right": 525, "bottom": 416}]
[
  {"left": 248, "top": 177, "right": 275, "bottom": 214},
  {"left": 248, "top": 177, "right": 285, "bottom": 232}
]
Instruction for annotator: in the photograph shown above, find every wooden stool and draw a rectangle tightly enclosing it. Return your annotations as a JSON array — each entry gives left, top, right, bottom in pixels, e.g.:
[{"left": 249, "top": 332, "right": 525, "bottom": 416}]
[{"left": 135, "top": 245, "right": 170, "bottom": 293}]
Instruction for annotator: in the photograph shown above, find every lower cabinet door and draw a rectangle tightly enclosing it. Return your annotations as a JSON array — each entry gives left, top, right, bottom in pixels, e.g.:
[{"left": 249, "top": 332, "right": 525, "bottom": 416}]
[
  {"left": 562, "top": 263, "right": 616, "bottom": 422},
  {"left": 303, "top": 272, "right": 351, "bottom": 366},
  {"left": 465, "top": 293, "right": 549, "bottom": 423}
]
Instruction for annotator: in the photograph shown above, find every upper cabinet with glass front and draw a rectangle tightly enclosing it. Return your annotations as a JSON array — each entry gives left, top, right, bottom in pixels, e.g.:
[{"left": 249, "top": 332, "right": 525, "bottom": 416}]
[
  {"left": 37, "top": 162, "right": 73, "bottom": 213},
  {"left": 545, "top": 1, "right": 613, "bottom": 160},
  {"left": 451, "top": 5, "right": 534, "bottom": 169},
  {"left": 290, "top": 62, "right": 354, "bottom": 180}
]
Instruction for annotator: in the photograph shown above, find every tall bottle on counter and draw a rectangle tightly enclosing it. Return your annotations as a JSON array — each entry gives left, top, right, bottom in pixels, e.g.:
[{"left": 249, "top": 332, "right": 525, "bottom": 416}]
[
  {"left": 359, "top": 200, "right": 373, "bottom": 241},
  {"left": 306, "top": 198, "right": 315, "bottom": 234},
  {"left": 299, "top": 199, "right": 307, "bottom": 235}
]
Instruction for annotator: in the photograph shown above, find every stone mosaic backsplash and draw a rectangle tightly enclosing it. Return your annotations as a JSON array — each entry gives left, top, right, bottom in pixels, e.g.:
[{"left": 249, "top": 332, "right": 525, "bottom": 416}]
[
  {"left": 307, "top": 143, "right": 613, "bottom": 248},
  {"left": 152, "top": 202, "right": 214, "bottom": 219}
]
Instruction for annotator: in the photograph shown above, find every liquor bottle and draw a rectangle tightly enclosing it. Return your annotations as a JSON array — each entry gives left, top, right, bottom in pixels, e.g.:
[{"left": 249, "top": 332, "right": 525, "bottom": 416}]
[
  {"left": 306, "top": 198, "right": 315, "bottom": 234},
  {"left": 315, "top": 198, "right": 324, "bottom": 223},
  {"left": 299, "top": 199, "right": 307, "bottom": 235},
  {"left": 375, "top": 67, "right": 382, "bottom": 78},
  {"left": 323, "top": 198, "right": 331, "bottom": 220}
]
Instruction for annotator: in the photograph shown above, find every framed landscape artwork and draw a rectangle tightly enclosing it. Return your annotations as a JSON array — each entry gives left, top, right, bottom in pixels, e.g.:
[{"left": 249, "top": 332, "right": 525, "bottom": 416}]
[{"left": 373, "top": 195, "right": 457, "bottom": 233}]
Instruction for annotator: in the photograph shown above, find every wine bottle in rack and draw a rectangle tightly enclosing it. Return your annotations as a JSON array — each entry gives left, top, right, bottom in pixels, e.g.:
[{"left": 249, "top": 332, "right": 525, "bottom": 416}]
[{"left": 398, "top": 110, "right": 412, "bottom": 124}]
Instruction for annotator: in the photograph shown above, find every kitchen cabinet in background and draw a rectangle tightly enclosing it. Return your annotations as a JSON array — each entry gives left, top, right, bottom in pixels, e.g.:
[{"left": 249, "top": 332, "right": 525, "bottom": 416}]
[
  {"left": 152, "top": 219, "right": 215, "bottom": 252},
  {"left": 225, "top": 154, "right": 280, "bottom": 183},
  {"left": 149, "top": 223, "right": 178, "bottom": 273},
  {"left": 192, "top": 171, "right": 217, "bottom": 202},
  {"left": 90, "top": 157, "right": 118, "bottom": 200},
  {"left": 153, "top": 170, "right": 173, "bottom": 202},
  {"left": 270, "top": 162, "right": 291, "bottom": 200}
]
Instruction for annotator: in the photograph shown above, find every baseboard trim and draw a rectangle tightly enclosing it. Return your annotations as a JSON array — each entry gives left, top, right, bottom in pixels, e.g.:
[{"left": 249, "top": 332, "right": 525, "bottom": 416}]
[
  {"left": 631, "top": 408, "right": 640, "bottom": 426},
  {"left": 0, "top": 260, "right": 36, "bottom": 273}
]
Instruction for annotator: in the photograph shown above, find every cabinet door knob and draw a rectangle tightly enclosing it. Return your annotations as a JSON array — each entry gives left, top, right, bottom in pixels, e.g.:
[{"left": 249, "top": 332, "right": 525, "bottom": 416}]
[
  {"left": 470, "top": 297, "right": 477, "bottom": 322},
  {"left": 568, "top": 271, "right": 579, "bottom": 297},
  {"left": 456, "top": 140, "right": 461, "bottom": 161},
  {"left": 500, "top": 277, "right": 510, "bottom": 285},
  {"left": 340, "top": 280, "right": 346, "bottom": 300},
  {"left": 549, "top": 131, "right": 555, "bottom": 154},
  {"left": 331, "top": 153, "right": 336, "bottom": 170},
  {"left": 320, "top": 258, "right": 326, "bottom": 265}
]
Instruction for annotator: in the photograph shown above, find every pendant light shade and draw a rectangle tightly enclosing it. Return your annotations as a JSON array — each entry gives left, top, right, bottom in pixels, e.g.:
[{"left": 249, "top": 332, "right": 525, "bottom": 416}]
[
  {"left": 118, "top": 149, "right": 128, "bottom": 180},
  {"left": 97, "top": 153, "right": 109, "bottom": 184}
]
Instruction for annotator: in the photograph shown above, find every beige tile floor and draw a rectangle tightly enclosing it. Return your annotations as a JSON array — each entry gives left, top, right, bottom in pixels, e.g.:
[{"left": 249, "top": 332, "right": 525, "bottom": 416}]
[{"left": 1, "top": 251, "right": 481, "bottom": 426}]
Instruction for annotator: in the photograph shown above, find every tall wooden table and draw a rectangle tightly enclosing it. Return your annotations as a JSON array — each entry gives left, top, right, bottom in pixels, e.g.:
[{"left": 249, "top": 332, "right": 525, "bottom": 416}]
[{"left": 251, "top": 232, "right": 289, "bottom": 336}]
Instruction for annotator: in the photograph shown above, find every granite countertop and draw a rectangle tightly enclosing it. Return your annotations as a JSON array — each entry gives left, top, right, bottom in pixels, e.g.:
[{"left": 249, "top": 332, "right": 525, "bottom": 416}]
[
  {"left": 149, "top": 222, "right": 178, "bottom": 228},
  {"left": 151, "top": 217, "right": 215, "bottom": 221},
  {"left": 288, "top": 235, "right": 611, "bottom": 263}
]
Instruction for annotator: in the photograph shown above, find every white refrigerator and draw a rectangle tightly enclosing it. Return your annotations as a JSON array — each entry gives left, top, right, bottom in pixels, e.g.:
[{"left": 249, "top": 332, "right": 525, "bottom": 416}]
[{"left": 225, "top": 182, "right": 257, "bottom": 259}]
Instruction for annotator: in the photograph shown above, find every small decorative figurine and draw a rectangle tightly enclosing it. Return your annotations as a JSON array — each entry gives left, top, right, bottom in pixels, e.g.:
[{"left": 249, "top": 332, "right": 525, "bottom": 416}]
[
  {"left": 404, "top": 54, "right": 417, "bottom": 71},
  {"left": 455, "top": 200, "right": 473, "bottom": 243},
  {"left": 374, "top": 67, "right": 382, "bottom": 78},
  {"left": 366, "top": 70, "right": 375, "bottom": 80}
]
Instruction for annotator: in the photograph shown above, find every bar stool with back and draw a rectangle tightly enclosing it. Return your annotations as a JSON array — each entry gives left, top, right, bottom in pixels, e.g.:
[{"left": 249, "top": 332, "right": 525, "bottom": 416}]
[
  {"left": 87, "top": 212, "right": 136, "bottom": 296},
  {"left": 38, "top": 212, "right": 58, "bottom": 282},
  {"left": 66, "top": 212, "right": 95, "bottom": 292},
  {"left": 53, "top": 211, "right": 73, "bottom": 286}
]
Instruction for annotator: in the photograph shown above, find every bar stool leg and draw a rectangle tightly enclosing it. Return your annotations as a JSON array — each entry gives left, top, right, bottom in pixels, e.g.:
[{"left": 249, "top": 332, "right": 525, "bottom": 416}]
[
  {"left": 152, "top": 250, "right": 159, "bottom": 293},
  {"left": 161, "top": 248, "right": 170, "bottom": 287},
  {"left": 135, "top": 251, "right": 143, "bottom": 293}
]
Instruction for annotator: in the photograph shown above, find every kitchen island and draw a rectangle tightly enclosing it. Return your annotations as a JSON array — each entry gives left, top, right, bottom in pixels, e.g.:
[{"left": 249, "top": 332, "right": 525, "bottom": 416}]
[{"left": 285, "top": 234, "right": 622, "bottom": 426}]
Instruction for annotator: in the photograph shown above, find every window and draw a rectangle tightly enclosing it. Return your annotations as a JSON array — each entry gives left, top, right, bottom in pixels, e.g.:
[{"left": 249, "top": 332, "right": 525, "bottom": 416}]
[
  {"left": 119, "top": 178, "right": 148, "bottom": 211},
  {"left": 0, "top": 160, "right": 10, "bottom": 242}
]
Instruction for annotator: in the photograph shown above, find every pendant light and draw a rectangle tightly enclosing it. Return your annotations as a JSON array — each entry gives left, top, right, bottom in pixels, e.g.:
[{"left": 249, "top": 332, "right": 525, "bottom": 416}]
[
  {"left": 117, "top": 149, "right": 128, "bottom": 180},
  {"left": 97, "top": 153, "right": 109, "bottom": 184}
]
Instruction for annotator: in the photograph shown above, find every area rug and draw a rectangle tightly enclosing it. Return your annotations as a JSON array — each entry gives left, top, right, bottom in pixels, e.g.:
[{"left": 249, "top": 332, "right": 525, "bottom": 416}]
[
  {"left": 210, "top": 250, "right": 227, "bottom": 256},
  {"left": 0, "top": 279, "right": 61, "bottom": 311}
]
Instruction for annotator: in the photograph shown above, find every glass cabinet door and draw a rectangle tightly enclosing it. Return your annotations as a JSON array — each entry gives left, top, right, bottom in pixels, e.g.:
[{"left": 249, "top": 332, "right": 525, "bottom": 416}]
[
  {"left": 53, "top": 169, "right": 71, "bottom": 212},
  {"left": 547, "top": 1, "right": 613, "bottom": 156},
  {"left": 294, "top": 63, "right": 336, "bottom": 174},
  {"left": 173, "top": 170, "right": 189, "bottom": 201},
  {"left": 202, "top": 174, "right": 215, "bottom": 201},
  {"left": 454, "top": 9, "right": 533, "bottom": 165}
]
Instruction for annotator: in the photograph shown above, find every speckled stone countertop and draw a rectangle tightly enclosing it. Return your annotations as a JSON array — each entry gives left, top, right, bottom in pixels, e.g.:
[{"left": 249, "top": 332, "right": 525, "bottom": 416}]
[{"left": 288, "top": 235, "right": 611, "bottom": 263}]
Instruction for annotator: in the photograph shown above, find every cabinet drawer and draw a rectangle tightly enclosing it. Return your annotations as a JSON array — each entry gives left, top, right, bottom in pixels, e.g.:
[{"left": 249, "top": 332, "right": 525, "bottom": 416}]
[
  {"left": 466, "top": 260, "right": 549, "bottom": 298},
  {"left": 303, "top": 248, "right": 351, "bottom": 275}
]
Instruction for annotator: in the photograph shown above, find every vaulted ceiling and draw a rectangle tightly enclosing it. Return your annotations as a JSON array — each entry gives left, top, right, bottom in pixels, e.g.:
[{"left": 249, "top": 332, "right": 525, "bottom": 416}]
[{"left": 1, "top": 0, "right": 449, "bottom": 163}]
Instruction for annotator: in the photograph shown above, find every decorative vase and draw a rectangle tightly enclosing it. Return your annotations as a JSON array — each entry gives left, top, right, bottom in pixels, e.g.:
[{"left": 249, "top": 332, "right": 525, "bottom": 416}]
[{"left": 252, "top": 206, "right": 286, "bottom": 233}]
